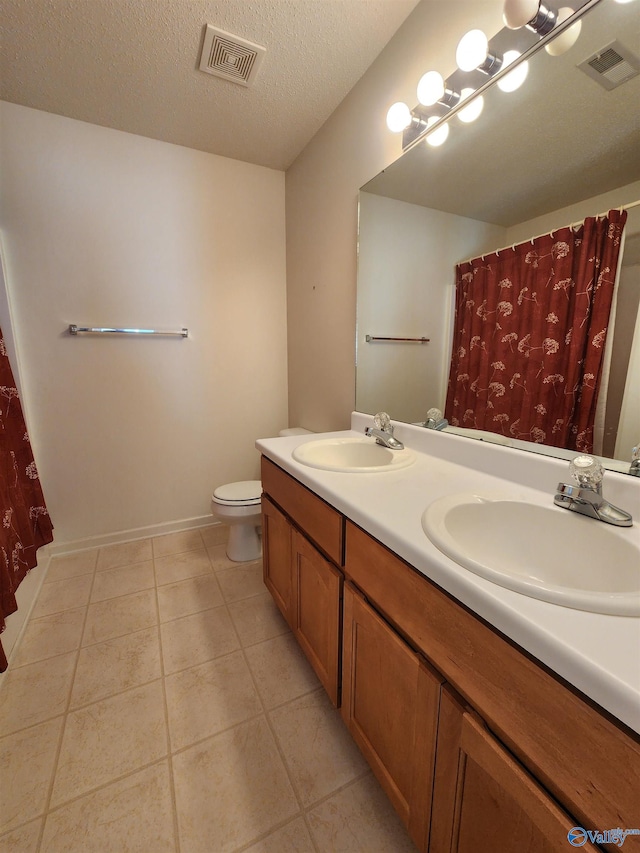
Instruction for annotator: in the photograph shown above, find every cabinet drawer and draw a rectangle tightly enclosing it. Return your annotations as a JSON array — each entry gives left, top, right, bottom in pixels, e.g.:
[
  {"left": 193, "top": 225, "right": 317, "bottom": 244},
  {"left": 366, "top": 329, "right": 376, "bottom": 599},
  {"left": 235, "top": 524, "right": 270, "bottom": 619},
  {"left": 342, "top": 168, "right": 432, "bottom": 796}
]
[
  {"left": 344, "top": 521, "right": 640, "bottom": 838},
  {"left": 261, "top": 457, "right": 344, "bottom": 565}
]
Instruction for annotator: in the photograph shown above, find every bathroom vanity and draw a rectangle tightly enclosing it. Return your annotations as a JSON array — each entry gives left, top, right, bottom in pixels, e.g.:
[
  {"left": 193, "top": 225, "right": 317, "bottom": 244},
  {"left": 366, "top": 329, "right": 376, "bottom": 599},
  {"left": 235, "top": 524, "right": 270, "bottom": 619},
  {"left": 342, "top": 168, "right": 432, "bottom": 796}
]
[{"left": 258, "top": 416, "right": 640, "bottom": 852}]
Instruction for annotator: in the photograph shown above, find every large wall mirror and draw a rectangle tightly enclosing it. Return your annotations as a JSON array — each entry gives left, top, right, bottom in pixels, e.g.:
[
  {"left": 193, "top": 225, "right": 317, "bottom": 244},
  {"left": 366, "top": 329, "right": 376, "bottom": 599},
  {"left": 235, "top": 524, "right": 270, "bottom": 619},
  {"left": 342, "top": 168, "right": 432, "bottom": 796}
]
[{"left": 356, "top": 0, "right": 640, "bottom": 472}]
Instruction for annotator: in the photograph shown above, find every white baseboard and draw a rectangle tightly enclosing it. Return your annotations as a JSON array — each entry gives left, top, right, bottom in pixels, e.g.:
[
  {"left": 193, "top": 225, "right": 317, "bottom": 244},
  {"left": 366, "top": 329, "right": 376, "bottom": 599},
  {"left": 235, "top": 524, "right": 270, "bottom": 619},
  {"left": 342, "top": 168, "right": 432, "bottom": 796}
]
[{"left": 48, "top": 514, "right": 219, "bottom": 557}]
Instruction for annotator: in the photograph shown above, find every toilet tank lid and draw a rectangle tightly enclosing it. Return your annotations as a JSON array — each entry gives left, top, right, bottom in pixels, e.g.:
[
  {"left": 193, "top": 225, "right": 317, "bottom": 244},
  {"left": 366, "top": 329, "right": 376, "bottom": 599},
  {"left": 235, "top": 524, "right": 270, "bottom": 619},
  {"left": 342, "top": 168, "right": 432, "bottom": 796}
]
[
  {"left": 279, "top": 427, "right": 313, "bottom": 436},
  {"left": 213, "top": 480, "right": 262, "bottom": 502}
]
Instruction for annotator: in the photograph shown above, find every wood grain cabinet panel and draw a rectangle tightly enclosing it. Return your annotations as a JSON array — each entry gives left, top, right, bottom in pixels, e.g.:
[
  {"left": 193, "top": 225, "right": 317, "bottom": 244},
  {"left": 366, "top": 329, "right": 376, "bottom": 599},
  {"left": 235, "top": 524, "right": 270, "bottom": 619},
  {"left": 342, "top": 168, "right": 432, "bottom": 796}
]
[
  {"left": 261, "top": 457, "right": 344, "bottom": 564},
  {"left": 291, "top": 528, "right": 342, "bottom": 706},
  {"left": 342, "top": 582, "right": 443, "bottom": 851},
  {"left": 262, "top": 495, "right": 293, "bottom": 623},
  {"left": 430, "top": 688, "right": 602, "bottom": 853}
]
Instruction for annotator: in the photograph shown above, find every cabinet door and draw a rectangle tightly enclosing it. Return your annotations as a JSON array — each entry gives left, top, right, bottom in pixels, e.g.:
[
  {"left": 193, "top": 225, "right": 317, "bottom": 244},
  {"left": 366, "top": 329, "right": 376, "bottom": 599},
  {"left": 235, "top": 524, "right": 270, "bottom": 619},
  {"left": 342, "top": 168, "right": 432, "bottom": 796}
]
[
  {"left": 291, "top": 528, "right": 342, "bottom": 706},
  {"left": 430, "top": 688, "right": 602, "bottom": 853},
  {"left": 262, "top": 496, "right": 293, "bottom": 625},
  {"left": 342, "top": 582, "right": 443, "bottom": 852}
]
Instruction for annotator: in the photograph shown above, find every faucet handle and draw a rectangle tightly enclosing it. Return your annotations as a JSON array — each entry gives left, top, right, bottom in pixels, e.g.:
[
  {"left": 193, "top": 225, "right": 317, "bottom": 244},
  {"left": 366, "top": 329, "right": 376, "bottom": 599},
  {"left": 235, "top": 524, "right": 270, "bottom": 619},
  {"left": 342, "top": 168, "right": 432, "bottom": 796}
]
[
  {"left": 632, "top": 444, "right": 640, "bottom": 463},
  {"left": 374, "top": 412, "right": 392, "bottom": 433},
  {"left": 568, "top": 455, "right": 604, "bottom": 489},
  {"left": 426, "top": 407, "right": 443, "bottom": 422}
]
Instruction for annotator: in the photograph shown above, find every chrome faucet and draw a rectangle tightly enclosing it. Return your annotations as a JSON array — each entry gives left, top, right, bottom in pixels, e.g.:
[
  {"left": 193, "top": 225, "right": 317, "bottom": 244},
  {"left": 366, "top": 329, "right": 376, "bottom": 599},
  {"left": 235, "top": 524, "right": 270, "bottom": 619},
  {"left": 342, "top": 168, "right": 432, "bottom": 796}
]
[
  {"left": 629, "top": 444, "right": 640, "bottom": 478},
  {"left": 423, "top": 407, "right": 449, "bottom": 431},
  {"left": 554, "top": 455, "right": 632, "bottom": 527},
  {"left": 364, "top": 412, "right": 405, "bottom": 450}
]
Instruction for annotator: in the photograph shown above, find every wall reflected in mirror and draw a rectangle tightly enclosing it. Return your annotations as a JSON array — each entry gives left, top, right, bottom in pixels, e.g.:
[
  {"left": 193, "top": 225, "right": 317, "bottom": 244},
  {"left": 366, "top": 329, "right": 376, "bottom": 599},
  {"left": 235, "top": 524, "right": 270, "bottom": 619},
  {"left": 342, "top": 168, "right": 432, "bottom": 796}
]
[{"left": 356, "top": 0, "right": 640, "bottom": 472}]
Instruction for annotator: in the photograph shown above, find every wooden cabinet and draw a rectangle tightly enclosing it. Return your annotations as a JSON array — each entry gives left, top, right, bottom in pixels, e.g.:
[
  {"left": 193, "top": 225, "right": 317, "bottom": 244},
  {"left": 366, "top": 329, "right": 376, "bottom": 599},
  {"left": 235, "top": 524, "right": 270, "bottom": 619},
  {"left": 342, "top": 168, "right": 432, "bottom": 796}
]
[
  {"left": 261, "top": 459, "right": 344, "bottom": 705},
  {"left": 344, "top": 520, "right": 640, "bottom": 844},
  {"left": 291, "top": 528, "right": 342, "bottom": 706},
  {"left": 260, "top": 457, "right": 640, "bottom": 853},
  {"left": 342, "top": 582, "right": 442, "bottom": 851},
  {"left": 430, "top": 689, "right": 602, "bottom": 853},
  {"left": 262, "top": 495, "right": 293, "bottom": 622}
]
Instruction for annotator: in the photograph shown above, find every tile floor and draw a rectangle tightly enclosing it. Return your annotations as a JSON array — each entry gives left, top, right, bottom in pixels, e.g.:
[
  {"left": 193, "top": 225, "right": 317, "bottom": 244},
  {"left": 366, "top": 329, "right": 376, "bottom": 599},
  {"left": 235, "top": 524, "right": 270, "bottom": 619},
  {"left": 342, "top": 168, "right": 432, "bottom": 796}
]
[{"left": 0, "top": 525, "right": 418, "bottom": 852}]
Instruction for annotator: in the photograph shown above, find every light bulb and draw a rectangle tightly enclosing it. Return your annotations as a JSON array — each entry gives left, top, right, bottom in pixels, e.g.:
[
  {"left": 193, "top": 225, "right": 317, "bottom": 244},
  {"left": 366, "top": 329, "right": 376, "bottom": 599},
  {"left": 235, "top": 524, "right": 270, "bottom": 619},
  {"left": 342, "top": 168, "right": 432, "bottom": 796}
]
[
  {"left": 426, "top": 117, "right": 449, "bottom": 147},
  {"left": 417, "top": 71, "right": 445, "bottom": 106},
  {"left": 497, "top": 50, "right": 529, "bottom": 92},
  {"left": 457, "top": 88, "right": 484, "bottom": 123},
  {"left": 386, "top": 102, "right": 412, "bottom": 133},
  {"left": 503, "top": 0, "right": 540, "bottom": 29},
  {"left": 613, "top": 0, "right": 635, "bottom": 4},
  {"left": 545, "top": 8, "right": 582, "bottom": 55},
  {"left": 456, "top": 29, "right": 489, "bottom": 72}
]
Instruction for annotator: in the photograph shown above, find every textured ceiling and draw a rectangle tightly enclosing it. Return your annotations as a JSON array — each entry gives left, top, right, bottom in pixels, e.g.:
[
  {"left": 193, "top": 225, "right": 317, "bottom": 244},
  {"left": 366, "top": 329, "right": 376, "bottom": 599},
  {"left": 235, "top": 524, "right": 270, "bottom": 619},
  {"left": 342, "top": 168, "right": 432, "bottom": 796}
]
[{"left": 0, "top": 0, "right": 421, "bottom": 170}]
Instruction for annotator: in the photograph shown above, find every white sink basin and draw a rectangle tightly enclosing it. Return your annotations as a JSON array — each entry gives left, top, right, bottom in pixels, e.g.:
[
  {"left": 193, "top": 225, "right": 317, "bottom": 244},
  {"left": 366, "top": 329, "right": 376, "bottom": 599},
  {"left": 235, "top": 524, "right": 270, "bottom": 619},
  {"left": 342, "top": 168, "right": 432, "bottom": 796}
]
[
  {"left": 422, "top": 493, "right": 640, "bottom": 616},
  {"left": 292, "top": 437, "right": 415, "bottom": 473}
]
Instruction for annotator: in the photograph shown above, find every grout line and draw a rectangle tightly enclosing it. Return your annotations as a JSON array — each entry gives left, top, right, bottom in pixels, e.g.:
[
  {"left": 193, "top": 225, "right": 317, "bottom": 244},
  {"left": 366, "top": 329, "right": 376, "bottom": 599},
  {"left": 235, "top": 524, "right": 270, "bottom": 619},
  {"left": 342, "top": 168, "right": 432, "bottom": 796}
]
[
  {"left": 153, "top": 552, "right": 182, "bottom": 853},
  {"left": 34, "top": 547, "right": 99, "bottom": 852}
]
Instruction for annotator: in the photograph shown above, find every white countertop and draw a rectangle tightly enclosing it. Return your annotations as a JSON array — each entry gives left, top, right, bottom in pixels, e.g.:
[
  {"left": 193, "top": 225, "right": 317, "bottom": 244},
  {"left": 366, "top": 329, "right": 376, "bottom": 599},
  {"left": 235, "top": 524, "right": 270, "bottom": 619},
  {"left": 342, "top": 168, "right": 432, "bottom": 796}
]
[{"left": 257, "top": 412, "right": 640, "bottom": 735}]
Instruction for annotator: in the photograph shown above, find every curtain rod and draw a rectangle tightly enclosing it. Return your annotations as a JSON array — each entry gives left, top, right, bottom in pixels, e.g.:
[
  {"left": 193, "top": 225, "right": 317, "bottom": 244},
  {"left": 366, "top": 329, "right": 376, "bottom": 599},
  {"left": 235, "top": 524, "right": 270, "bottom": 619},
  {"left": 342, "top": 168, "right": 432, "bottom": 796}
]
[{"left": 458, "top": 200, "right": 639, "bottom": 267}]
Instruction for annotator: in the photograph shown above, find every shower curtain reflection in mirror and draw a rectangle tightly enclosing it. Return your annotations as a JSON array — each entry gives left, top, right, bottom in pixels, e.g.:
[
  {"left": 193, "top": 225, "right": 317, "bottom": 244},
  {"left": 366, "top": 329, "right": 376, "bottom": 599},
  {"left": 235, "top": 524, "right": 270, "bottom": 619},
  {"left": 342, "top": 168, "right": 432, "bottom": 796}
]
[{"left": 444, "top": 210, "right": 628, "bottom": 455}]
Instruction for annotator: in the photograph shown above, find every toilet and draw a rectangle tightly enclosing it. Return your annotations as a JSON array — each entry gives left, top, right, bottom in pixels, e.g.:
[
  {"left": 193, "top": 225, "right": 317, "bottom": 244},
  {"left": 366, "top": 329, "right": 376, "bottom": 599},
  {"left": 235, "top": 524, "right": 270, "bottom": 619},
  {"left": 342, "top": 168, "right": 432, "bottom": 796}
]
[
  {"left": 211, "top": 428, "right": 312, "bottom": 562},
  {"left": 211, "top": 480, "right": 263, "bottom": 562}
]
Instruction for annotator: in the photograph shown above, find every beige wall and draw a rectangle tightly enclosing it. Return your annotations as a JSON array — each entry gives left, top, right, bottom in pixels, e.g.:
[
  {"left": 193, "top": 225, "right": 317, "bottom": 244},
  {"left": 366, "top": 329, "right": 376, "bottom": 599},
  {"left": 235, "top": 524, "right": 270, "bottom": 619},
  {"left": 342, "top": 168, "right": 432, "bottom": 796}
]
[
  {"left": 285, "top": 0, "right": 504, "bottom": 432},
  {"left": 0, "top": 102, "right": 288, "bottom": 545}
]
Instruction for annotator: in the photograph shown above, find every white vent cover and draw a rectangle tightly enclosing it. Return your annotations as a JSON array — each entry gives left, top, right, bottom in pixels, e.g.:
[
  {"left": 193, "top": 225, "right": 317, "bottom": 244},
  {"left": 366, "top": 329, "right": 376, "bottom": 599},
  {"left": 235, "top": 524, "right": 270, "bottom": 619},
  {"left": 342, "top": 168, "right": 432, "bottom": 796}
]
[
  {"left": 199, "top": 25, "right": 266, "bottom": 87},
  {"left": 578, "top": 40, "right": 640, "bottom": 90}
]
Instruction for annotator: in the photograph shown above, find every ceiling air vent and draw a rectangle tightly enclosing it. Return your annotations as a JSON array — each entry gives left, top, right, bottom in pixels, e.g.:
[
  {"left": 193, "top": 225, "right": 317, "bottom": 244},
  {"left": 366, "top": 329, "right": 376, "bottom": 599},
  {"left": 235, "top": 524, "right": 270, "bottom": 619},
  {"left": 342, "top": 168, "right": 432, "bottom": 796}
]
[
  {"left": 199, "top": 25, "right": 266, "bottom": 88},
  {"left": 577, "top": 40, "right": 640, "bottom": 90}
]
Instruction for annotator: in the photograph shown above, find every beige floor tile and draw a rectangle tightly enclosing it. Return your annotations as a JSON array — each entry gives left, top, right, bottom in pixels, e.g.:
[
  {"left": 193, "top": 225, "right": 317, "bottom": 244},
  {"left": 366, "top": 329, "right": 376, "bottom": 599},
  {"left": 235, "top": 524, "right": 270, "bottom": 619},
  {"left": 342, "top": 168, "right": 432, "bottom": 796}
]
[
  {"left": 165, "top": 650, "right": 262, "bottom": 751},
  {"left": 216, "top": 559, "right": 266, "bottom": 603},
  {"left": 200, "top": 523, "right": 229, "bottom": 548},
  {"left": 97, "top": 539, "right": 153, "bottom": 571},
  {"left": 160, "top": 605, "right": 239, "bottom": 675},
  {"left": 0, "top": 817, "right": 42, "bottom": 852},
  {"left": 154, "top": 549, "right": 212, "bottom": 587},
  {"left": 51, "top": 680, "right": 167, "bottom": 808},
  {"left": 32, "top": 574, "right": 93, "bottom": 619},
  {"left": 245, "top": 633, "right": 320, "bottom": 709},
  {"left": 152, "top": 528, "right": 205, "bottom": 558},
  {"left": 0, "top": 653, "right": 76, "bottom": 735},
  {"left": 11, "top": 608, "right": 86, "bottom": 667},
  {"left": 227, "top": 592, "right": 289, "bottom": 648},
  {"left": 41, "top": 762, "right": 176, "bottom": 852},
  {"left": 243, "top": 817, "right": 315, "bottom": 852},
  {"left": 307, "top": 773, "right": 418, "bottom": 852},
  {"left": 269, "top": 689, "right": 368, "bottom": 808},
  {"left": 173, "top": 717, "right": 299, "bottom": 853},
  {"left": 206, "top": 542, "right": 237, "bottom": 571},
  {"left": 82, "top": 588, "right": 157, "bottom": 647},
  {"left": 70, "top": 626, "right": 162, "bottom": 709},
  {"left": 0, "top": 717, "right": 64, "bottom": 834},
  {"left": 90, "top": 560, "right": 155, "bottom": 603},
  {"left": 156, "top": 573, "right": 224, "bottom": 623},
  {"left": 46, "top": 550, "right": 98, "bottom": 582}
]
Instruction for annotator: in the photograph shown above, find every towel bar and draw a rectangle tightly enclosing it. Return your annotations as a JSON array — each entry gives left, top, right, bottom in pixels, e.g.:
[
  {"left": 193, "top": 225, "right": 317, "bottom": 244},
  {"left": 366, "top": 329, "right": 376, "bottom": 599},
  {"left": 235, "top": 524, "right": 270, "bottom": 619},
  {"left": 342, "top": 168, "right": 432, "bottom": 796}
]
[{"left": 69, "top": 325, "right": 188, "bottom": 337}]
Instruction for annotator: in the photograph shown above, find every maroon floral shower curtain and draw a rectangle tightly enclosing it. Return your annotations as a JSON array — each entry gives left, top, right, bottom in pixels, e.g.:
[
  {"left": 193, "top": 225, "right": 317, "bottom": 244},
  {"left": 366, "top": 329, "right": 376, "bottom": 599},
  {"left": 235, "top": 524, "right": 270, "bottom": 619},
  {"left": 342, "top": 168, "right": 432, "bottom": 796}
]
[
  {"left": 0, "top": 330, "right": 53, "bottom": 670},
  {"left": 444, "top": 210, "right": 627, "bottom": 453}
]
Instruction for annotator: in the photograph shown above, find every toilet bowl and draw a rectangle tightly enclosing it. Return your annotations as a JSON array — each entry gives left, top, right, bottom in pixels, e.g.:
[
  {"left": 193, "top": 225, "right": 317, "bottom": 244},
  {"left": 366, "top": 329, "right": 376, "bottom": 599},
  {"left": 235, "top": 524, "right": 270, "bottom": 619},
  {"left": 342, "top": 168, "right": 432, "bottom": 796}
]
[
  {"left": 211, "top": 480, "right": 262, "bottom": 562},
  {"left": 211, "top": 428, "right": 313, "bottom": 563}
]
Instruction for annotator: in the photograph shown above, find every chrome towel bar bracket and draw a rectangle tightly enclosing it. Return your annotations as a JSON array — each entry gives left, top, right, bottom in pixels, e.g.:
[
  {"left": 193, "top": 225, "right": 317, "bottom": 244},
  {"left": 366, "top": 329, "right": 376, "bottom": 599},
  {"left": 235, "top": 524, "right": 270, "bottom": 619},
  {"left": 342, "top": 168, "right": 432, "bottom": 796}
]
[{"left": 69, "top": 325, "right": 188, "bottom": 338}]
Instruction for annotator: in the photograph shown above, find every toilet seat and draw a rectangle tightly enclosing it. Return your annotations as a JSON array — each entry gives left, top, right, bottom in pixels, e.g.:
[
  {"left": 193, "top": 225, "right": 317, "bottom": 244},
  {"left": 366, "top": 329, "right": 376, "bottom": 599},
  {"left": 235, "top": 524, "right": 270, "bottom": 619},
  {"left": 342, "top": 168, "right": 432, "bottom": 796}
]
[{"left": 212, "top": 480, "right": 262, "bottom": 507}]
